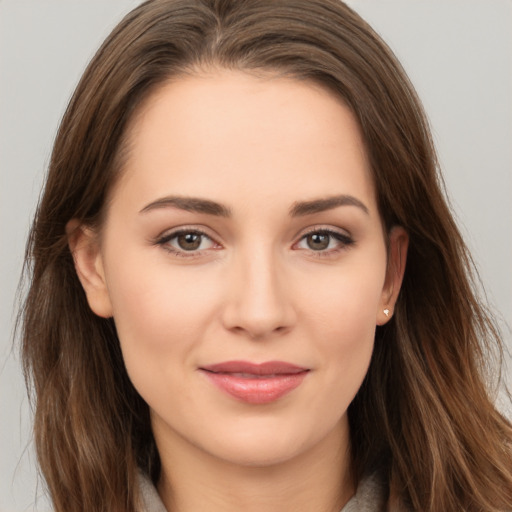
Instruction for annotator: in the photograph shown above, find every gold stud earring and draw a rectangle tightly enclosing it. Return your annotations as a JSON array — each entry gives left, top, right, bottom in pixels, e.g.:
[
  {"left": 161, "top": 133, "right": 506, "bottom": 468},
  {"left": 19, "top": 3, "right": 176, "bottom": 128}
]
[{"left": 383, "top": 308, "right": 390, "bottom": 317}]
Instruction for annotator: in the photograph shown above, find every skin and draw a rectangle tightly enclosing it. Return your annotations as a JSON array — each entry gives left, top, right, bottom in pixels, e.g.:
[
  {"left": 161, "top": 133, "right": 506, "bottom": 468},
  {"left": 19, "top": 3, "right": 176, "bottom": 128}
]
[{"left": 70, "top": 70, "right": 408, "bottom": 512}]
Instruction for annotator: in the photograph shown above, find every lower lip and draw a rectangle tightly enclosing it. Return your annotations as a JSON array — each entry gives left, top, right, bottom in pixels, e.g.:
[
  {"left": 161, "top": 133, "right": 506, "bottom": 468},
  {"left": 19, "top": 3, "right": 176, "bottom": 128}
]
[{"left": 201, "top": 371, "right": 308, "bottom": 404}]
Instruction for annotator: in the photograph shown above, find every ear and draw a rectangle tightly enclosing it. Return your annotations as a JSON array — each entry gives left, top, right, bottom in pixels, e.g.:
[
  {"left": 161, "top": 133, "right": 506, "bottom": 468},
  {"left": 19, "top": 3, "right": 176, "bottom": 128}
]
[
  {"left": 376, "top": 226, "right": 409, "bottom": 326},
  {"left": 66, "top": 219, "right": 113, "bottom": 318}
]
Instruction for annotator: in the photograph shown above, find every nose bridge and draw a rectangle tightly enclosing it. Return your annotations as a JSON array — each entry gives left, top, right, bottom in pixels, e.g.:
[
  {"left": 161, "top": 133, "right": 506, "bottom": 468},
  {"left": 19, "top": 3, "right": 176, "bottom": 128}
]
[{"left": 222, "top": 241, "right": 295, "bottom": 339}]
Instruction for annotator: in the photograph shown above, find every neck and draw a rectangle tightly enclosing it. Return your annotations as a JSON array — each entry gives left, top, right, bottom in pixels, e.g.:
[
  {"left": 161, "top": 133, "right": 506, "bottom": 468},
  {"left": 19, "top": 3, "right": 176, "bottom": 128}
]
[{"left": 155, "top": 422, "right": 354, "bottom": 512}]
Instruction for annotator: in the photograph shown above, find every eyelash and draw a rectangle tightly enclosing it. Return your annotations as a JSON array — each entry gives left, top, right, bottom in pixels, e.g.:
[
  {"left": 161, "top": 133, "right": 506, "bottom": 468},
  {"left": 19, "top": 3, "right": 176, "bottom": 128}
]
[
  {"left": 155, "top": 228, "right": 219, "bottom": 258},
  {"left": 296, "top": 228, "right": 355, "bottom": 258},
  {"left": 155, "top": 227, "right": 355, "bottom": 259}
]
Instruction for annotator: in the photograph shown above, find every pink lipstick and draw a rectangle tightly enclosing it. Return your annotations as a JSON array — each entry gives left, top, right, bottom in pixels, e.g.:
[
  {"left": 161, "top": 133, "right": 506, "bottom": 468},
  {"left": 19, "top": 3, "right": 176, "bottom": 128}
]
[{"left": 200, "top": 361, "right": 309, "bottom": 404}]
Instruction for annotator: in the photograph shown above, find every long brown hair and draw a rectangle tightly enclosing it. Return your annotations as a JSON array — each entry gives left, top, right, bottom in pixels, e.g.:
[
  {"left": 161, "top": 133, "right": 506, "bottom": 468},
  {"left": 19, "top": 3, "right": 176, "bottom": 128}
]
[{"left": 20, "top": 1, "right": 512, "bottom": 510}]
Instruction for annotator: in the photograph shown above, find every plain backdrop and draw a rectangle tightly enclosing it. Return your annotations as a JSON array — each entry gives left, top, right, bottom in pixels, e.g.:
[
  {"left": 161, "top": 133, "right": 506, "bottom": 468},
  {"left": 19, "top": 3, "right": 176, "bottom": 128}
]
[{"left": 1, "top": 1, "right": 511, "bottom": 510}]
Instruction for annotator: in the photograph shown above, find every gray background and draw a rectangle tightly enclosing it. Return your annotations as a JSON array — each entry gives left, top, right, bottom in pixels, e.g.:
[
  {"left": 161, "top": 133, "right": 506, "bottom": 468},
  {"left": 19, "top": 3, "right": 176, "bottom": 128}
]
[{"left": 1, "top": 1, "right": 511, "bottom": 510}]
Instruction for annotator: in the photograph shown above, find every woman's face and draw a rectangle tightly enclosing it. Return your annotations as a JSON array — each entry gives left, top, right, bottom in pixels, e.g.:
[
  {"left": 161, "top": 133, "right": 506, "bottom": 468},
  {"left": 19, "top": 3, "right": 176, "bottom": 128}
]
[{"left": 72, "top": 71, "right": 407, "bottom": 469}]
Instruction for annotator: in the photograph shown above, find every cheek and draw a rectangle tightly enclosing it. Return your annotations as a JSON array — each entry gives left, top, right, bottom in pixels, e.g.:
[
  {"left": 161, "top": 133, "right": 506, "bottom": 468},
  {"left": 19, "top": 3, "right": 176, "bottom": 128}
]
[
  {"left": 103, "top": 251, "right": 220, "bottom": 387},
  {"left": 300, "top": 251, "right": 386, "bottom": 397},
  {"left": 303, "top": 250, "right": 387, "bottom": 333}
]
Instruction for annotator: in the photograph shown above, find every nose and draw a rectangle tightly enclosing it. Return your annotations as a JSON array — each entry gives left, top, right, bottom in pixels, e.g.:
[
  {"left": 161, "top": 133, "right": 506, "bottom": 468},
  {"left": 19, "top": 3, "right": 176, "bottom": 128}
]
[{"left": 220, "top": 245, "right": 297, "bottom": 340}]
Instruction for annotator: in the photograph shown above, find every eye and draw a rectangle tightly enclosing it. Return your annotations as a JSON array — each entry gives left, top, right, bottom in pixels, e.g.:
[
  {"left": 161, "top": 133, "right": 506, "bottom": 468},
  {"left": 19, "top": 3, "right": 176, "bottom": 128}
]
[
  {"left": 295, "top": 229, "right": 354, "bottom": 253},
  {"left": 157, "top": 229, "right": 219, "bottom": 255}
]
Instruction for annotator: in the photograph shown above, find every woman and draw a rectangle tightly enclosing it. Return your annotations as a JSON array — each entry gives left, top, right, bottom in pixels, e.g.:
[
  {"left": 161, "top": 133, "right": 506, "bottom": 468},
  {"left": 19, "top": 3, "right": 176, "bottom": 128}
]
[{"left": 20, "top": 0, "right": 512, "bottom": 511}]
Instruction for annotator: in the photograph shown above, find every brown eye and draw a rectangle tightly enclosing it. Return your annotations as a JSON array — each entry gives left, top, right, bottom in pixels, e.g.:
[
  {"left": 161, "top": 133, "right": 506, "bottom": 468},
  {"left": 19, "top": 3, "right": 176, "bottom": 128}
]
[
  {"left": 158, "top": 229, "right": 217, "bottom": 254},
  {"left": 295, "top": 229, "right": 355, "bottom": 254},
  {"left": 306, "top": 232, "right": 330, "bottom": 250},
  {"left": 177, "top": 232, "right": 202, "bottom": 251}
]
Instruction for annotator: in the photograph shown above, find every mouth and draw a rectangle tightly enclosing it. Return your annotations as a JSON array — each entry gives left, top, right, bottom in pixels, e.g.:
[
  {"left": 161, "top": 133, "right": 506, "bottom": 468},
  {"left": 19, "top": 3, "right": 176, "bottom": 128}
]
[{"left": 199, "top": 360, "right": 310, "bottom": 404}]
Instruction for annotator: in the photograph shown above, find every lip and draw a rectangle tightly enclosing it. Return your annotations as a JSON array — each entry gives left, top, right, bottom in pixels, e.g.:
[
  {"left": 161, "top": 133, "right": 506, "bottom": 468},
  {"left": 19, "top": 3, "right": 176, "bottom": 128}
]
[{"left": 200, "top": 360, "right": 309, "bottom": 404}]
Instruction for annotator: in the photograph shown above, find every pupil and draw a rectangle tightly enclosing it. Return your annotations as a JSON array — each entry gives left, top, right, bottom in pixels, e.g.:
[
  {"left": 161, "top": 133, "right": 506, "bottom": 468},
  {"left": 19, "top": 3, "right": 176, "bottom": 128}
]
[
  {"left": 178, "top": 233, "right": 201, "bottom": 250},
  {"left": 308, "top": 233, "right": 329, "bottom": 250}
]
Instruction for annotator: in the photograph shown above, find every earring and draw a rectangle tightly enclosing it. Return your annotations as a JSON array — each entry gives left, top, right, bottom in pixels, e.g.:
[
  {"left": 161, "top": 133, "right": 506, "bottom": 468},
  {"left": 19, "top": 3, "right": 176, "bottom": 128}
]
[{"left": 383, "top": 308, "right": 390, "bottom": 317}]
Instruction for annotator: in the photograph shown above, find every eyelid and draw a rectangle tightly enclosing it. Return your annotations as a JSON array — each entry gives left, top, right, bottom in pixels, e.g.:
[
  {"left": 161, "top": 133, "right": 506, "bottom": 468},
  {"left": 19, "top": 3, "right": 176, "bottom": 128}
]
[
  {"left": 154, "top": 225, "right": 223, "bottom": 257},
  {"left": 292, "top": 225, "right": 355, "bottom": 254},
  {"left": 155, "top": 224, "right": 220, "bottom": 243},
  {"left": 299, "top": 224, "right": 351, "bottom": 236},
  {"left": 153, "top": 224, "right": 354, "bottom": 258},
  {"left": 294, "top": 225, "right": 353, "bottom": 243}
]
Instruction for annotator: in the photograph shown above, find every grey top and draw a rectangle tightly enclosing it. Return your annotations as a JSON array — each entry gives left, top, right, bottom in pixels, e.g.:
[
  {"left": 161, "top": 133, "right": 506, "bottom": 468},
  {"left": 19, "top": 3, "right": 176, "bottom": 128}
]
[
  {"left": 138, "top": 470, "right": 385, "bottom": 512},
  {"left": 138, "top": 473, "right": 167, "bottom": 512}
]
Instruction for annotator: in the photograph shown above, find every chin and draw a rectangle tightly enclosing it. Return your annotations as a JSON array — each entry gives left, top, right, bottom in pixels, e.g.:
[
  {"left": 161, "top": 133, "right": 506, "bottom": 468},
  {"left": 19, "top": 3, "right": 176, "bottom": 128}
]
[
  {"left": 197, "top": 415, "right": 343, "bottom": 469},
  {"left": 208, "top": 436, "right": 308, "bottom": 469}
]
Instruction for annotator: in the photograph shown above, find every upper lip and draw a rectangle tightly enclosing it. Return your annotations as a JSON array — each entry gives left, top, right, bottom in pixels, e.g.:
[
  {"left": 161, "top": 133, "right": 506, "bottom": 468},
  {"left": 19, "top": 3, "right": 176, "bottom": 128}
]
[{"left": 200, "top": 360, "right": 309, "bottom": 376}]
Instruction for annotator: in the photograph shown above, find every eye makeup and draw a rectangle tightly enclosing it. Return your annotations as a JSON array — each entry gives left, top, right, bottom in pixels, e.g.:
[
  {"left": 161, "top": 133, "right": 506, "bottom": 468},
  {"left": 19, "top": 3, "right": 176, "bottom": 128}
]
[{"left": 153, "top": 223, "right": 355, "bottom": 260}]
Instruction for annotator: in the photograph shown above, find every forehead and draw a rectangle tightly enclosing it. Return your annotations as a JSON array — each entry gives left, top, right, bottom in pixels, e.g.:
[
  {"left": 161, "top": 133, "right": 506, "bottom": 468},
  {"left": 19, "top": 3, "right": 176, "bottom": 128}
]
[{"left": 112, "top": 70, "right": 377, "bottom": 215}]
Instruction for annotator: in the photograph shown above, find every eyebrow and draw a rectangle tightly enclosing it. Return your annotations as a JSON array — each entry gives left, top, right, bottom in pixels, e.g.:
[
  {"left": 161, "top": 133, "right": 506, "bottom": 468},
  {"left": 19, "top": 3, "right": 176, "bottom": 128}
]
[
  {"left": 139, "top": 193, "right": 369, "bottom": 217},
  {"left": 289, "top": 195, "right": 369, "bottom": 216},
  {"left": 140, "top": 196, "right": 232, "bottom": 217}
]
